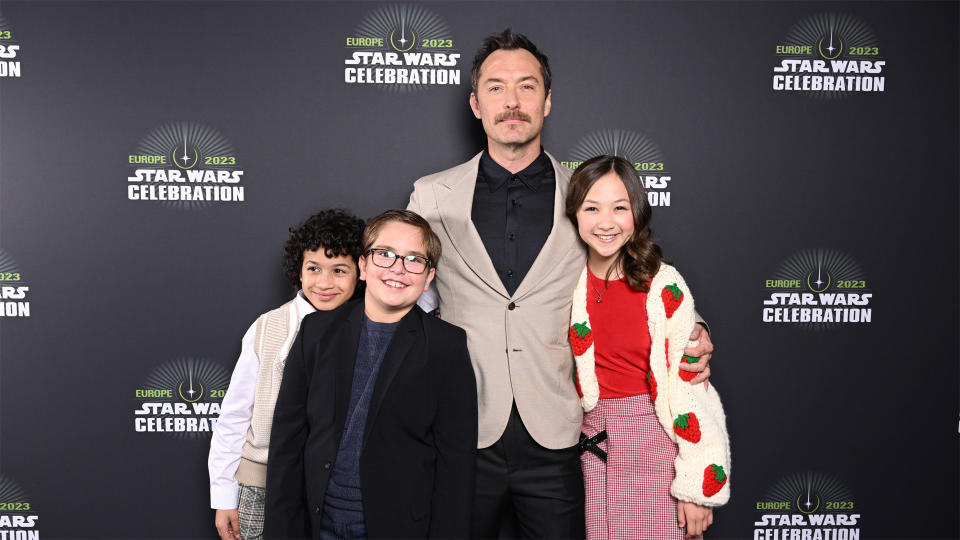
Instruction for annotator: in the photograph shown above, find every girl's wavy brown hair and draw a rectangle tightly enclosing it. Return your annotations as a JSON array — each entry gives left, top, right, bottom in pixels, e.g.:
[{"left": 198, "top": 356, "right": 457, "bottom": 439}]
[{"left": 565, "top": 155, "right": 663, "bottom": 292}]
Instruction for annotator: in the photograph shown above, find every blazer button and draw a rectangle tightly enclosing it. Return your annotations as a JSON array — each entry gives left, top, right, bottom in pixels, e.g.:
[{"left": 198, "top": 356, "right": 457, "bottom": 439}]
[
  {"left": 508, "top": 302, "right": 516, "bottom": 310},
  {"left": 324, "top": 462, "right": 331, "bottom": 470},
  {"left": 315, "top": 505, "right": 322, "bottom": 514}
]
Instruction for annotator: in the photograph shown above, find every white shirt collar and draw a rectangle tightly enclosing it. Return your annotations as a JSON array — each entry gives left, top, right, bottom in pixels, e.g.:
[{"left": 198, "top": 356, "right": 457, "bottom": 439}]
[{"left": 295, "top": 291, "right": 317, "bottom": 320}]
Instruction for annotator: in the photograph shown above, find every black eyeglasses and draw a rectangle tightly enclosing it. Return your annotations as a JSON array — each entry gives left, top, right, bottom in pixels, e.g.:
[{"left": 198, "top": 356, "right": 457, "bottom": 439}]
[{"left": 367, "top": 249, "right": 431, "bottom": 274}]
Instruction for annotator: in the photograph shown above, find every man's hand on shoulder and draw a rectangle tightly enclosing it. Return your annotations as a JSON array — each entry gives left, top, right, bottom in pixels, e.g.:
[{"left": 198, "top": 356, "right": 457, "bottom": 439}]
[{"left": 681, "top": 324, "right": 713, "bottom": 388}]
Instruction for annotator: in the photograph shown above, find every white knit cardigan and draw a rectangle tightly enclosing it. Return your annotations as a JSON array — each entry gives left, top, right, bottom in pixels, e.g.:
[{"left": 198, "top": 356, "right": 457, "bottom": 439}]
[
  {"left": 571, "top": 263, "right": 731, "bottom": 506},
  {"left": 235, "top": 298, "right": 304, "bottom": 487}
]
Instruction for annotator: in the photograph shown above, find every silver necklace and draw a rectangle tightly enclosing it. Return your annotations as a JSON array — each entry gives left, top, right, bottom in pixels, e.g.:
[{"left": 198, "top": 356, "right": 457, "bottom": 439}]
[{"left": 589, "top": 271, "right": 613, "bottom": 303}]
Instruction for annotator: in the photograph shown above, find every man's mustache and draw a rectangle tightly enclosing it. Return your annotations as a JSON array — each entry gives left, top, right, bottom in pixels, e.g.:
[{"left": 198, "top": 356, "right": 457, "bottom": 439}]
[{"left": 495, "top": 111, "right": 531, "bottom": 123}]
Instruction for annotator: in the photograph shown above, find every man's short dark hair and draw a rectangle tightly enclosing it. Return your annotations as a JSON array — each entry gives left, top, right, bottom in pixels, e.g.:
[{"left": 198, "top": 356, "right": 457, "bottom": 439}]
[{"left": 471, "top": 28, "right": 551, "bottom": 94}]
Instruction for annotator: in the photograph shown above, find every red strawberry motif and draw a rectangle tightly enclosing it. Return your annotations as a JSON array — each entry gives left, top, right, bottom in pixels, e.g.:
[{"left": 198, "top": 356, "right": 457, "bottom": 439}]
[
  {"left": 647, "top": 371, "right": 657, "bottom": 402},
  {"left": 569, "top": 322, "right": 593, "bottom": 356},
  {"left": 672, "top": 413, "right": 701, "bottom": 443},
  {"left": 679, "top": 355, "right": 700, "bottom": 382},
  {"left": 703, "top": 464, "right": 727, "bottom": 497},
  {"left": 662, "top": 284, "right": 684, "bottom": 318}
]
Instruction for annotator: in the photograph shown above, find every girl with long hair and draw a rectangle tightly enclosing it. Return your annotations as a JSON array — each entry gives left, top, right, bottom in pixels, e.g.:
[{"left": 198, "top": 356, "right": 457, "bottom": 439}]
[{"left": 565, "top": 156, "right": 730, "bottom": 539}]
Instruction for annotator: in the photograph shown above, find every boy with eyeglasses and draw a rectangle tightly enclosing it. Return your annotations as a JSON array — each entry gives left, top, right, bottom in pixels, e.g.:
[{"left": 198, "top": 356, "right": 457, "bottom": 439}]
[{"left": 264, "top": 209, "right": 478, "bottom": 539}]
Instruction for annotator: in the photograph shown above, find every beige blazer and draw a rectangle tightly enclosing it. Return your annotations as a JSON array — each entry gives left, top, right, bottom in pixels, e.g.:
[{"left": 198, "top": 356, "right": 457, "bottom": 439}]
[{"left": 408, "top": 151, "right": 586, "bottom": 449}]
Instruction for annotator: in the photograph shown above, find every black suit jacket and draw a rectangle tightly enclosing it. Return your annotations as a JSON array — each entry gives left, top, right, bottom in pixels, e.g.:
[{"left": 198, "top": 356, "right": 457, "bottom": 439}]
[{"left": 264, "top": 300, "right": 477, "bottom": 539}]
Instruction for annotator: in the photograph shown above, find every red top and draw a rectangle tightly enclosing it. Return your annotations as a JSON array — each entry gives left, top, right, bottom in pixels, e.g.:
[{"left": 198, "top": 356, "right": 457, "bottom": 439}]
[{"left": 584, "top": 267, "right": 652, "bottom": 398}]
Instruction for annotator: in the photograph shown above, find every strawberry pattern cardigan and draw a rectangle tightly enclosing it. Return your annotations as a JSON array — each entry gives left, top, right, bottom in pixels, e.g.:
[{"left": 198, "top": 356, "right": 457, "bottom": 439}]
[{"left": 570, "top": 263, "right": 731, "bottom": 506}]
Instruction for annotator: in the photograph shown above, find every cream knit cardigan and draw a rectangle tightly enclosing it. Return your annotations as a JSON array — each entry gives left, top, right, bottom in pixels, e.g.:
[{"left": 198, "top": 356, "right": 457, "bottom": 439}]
[
  {"left": 235, "top": 297, "right": 303, "bottom": 488},
  {"left": 571, "top": 263, "right": 731, "bottom": 506}
]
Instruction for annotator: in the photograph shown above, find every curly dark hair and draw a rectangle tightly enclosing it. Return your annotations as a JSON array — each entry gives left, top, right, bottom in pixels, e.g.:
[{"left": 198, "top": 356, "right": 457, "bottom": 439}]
[
  {"left": 565, "top": 155, "right": 664, "bottom": 292},
  {"left": 282, "top": 208, "right": 365, "bottom": 295}
]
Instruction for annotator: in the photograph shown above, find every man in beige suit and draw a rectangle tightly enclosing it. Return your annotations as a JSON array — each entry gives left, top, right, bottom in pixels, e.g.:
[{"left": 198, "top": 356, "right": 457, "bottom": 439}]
[{"left": 408, "top": 29, "right": 713, "bottom": 538}]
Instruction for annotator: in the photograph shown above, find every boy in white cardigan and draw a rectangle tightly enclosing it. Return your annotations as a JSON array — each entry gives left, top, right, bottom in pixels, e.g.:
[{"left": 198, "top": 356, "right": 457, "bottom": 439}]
[{"left": 208, "top": 209, "right": 365, "bottom": 540}]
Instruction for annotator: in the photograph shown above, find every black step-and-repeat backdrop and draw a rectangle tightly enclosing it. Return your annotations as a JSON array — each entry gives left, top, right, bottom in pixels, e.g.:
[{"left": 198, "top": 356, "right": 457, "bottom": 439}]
[{"left": 0, "top": 1, "right": 956, "bottom": 539}]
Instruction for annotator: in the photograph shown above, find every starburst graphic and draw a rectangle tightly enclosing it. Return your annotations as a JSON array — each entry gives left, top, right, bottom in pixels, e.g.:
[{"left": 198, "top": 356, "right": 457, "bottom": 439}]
[
  {"left": 568, "top": 129, "right": 664, "bottom": 167},
  {"left": 141, "top": 357, "right": 230, "bottom": 440},
  {"left": 782, "top": 13, "right": 880, "bottom": 101},
  {"left": 764, "top": 472, "right": 853, "bottom": 514},
  {"left": 0, "top": 477, "right": 27, "bottom": 505},
  {"left": 773, "top": 248, "right": 865, "bottom": 286},
  {"left": 144, "top": 357, "right": 230, "bottom": 398},
  {"left": 0, "top": 250, "right": 20, "bottom": 277},
  {"left": 353, "top": 4, "right": 454, "bottom": 93},
  {"left": 133, "top": 122, "right": 237, "bottom": 210}
]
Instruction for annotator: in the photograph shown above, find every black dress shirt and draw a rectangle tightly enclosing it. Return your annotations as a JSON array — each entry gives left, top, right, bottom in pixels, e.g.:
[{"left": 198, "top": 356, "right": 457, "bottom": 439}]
[{"left": 472, "top": 150, "right": 555, "bottom": 296}]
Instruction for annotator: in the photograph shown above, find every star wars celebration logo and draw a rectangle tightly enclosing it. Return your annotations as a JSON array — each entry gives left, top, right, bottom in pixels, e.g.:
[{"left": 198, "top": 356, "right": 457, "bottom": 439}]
[
  {"left": 763, "top": 249, "right": 872, "bottom": 328},
  {"left": 754, "top": 472, "right": 860, "bottom": 540},
  {"left": 0, "top": 251, "right": 28, "bottom": 318},
  {"left": 0, "top": 476, "right": 38, "bottom": 540},
  {"left": 0, "top": 14, "right": 20, "bottom": 79},
  {"left": 562, "top": 129, "right": 674, "bottom": 207},
  {"left": 344, "top": 4, "right": 460, "bottom": 90},
  {"left": 133, "top": 357, "right": 229, "bottom": 439},
  {"left": 126, "top": 123, "right": 245, "bottom": 207},
  {"left": 773, "top": 13, "right": 885, "bottom": 97}
]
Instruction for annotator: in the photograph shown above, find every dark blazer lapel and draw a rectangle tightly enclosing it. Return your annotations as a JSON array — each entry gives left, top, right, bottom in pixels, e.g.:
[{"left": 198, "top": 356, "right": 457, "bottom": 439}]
[
  {"left": 361, "top": 307, "right": 421, "bottom": 452},
  {"left": 334, "top": 301, "right": 365, "bottom": 424}
]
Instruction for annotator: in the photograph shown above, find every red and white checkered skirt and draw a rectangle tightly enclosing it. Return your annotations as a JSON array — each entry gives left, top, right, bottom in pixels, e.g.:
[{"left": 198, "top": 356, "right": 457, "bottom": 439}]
[{"left": 581, "top": 394, "right": 702, "bottom": 540}]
